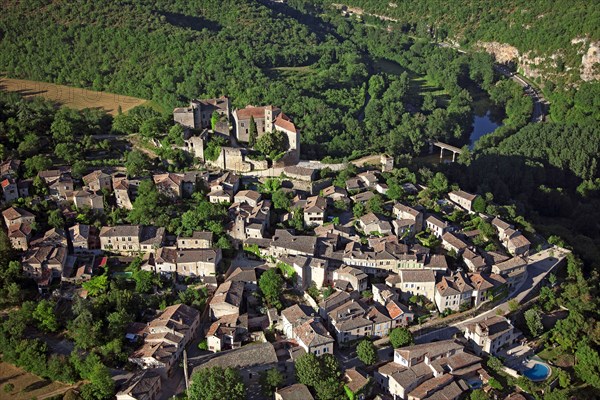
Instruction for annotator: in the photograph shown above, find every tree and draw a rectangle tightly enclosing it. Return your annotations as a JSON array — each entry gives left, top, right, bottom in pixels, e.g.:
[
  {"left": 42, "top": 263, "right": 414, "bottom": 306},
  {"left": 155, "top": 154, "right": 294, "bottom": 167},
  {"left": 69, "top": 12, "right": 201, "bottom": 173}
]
[
  {"left": 82, "top": 274, "right": 109, "bottom": 296},
  {"left": 367, "top": 194, "right": 385, "bottom": 215},
  {"left": 389, "top": 327, "right": 413, "bottom": 348},
  {"left": 255, "top": 129, "right": 287, "bottom": 159},
  {"left": 128, "top": 180, "right": 163, "bottom": 225},
  {"left": 189, "top": 367, "right": 245, "bottom": 400},
  {"left": 487, "top": 377, "right": 503, "bottom": 390},
  {"left": 133, "top": 269, "right": 154, "bottom": 293},
  {"left": 574, "top": 343, "right": 600, "bottom": 389},
  {"left": 32, "top": 300, "right": 59, "bottom": 332},
  {"left": 315, "top": 377, "right": 345, "bottom": 400},
  {"left": 259, "top": 269, "right": 284, "bottom": 309},
  {"left": 470, "top": 389, "right": 489, "bottom": 400},
  {"left": 47, "top": 209, "right": 64, "bottom": 230},
  {"left": 429, "top": 172, "right": 449, "bottom": 196},
  {"left": 272, "top": 188, "right": 291, "bottom": 210},
  {"left": 353, "top": 202, "right": 366, "bottom": 218},
  {"left": 472, "top": 196, "right": 486, "bottom": 213},
  {"left": 356, "top": 339, "right": 378, "bottom": 365},
  {"left": 248, "top": 116, "right": 257, "bottom": 147},
  {"left": 69, "top": 309, "right": 101, "bottom": 350},
  {"left": 524, "top": 308, "right": 543, "bottom": 336},
  {"left": 125, "top": 150, "right": 150, "bottom": 177},
  {"left": 295, "top": 353, "right": 323, "bottom": 388},
  {"left": 80, "top": 362, "right": 115, "bottom": 400},
  {"left": 260, "top": 368, "right": 284, "bottom": 396},
  {"left": 24, "top": 155, "right": 52, "bottom": 177}
]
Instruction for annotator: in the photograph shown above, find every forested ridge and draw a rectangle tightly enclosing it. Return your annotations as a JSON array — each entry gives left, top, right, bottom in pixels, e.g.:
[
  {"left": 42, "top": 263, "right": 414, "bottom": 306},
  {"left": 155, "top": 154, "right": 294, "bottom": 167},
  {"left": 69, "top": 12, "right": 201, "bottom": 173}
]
[{"left": 316, "top": 0, "right": 600, "bottom": 83}]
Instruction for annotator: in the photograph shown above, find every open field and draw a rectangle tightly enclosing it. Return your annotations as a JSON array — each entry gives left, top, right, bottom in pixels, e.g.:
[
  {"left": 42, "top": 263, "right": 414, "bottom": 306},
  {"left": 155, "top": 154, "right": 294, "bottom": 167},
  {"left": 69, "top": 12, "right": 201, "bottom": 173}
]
[
  {"left": 0, "top": 77, "right": 147, "bottom": 115},
  {"left": 0, "top": 362, "right": 77, "bottom": 400}
]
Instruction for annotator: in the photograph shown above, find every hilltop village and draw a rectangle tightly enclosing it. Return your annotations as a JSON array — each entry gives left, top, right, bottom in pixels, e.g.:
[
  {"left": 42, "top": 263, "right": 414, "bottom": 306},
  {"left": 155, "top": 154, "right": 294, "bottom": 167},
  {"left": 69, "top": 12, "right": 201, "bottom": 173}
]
[{"left": 0, "top": 96, "right": 567, "bottom": 400}]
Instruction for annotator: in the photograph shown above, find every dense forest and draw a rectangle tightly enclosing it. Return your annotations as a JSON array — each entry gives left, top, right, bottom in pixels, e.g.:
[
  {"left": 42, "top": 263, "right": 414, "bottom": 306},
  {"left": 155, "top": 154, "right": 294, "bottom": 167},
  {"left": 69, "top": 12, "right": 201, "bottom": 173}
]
[
  {"left": 0, "top": 0, "right": 534, "bottom": 160},
  {"left": 316, "top": 0, "right": 600, "bottom": 83}
]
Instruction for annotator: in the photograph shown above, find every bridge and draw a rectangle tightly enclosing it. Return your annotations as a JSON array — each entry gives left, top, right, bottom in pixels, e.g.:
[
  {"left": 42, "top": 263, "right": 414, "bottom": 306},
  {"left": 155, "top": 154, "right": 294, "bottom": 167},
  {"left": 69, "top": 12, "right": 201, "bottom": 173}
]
[{"left": 429, "top": 141, "right": 462, "bottom": 162}]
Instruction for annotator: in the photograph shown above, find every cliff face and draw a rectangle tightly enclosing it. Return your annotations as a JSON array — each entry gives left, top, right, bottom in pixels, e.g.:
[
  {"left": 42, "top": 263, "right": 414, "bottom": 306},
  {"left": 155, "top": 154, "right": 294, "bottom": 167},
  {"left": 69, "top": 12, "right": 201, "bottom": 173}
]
[{"left": 476, "top": 40, "right": 599, "bottom": 83}]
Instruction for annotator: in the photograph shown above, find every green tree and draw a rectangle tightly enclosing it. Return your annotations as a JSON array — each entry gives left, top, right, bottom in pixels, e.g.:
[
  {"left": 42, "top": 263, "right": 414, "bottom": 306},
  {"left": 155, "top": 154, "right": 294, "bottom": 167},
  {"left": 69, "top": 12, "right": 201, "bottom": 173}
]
[
  {"left": 524, "top": 308, "right": 543, "bottom": 336},
  {"left": 272, "top": 188, "right": 291, "bottom": 211},
  {"left": 69, "top": 309, "right": 101, "bottom": 350},
  {"left": 47, "top": 209, "right": 64, "bottom": 230},
  {"left": 295, "top": 353, "right": 322, "bottom": 388},
  {"left": 133, "top": 269, "right": 154, "bottom": 293},
  {"left": 128, "top": 180, "right": 163, "bottom": 225},
  {"left": 353, "top": 202, "right": 366, "bottom": 218},
  {"left": 80, "top": 362, "right": 115, "bottom": 400},
  {"left": 389, "top": 327, "right": 414, "bottom": 348},
  {"left": 356, "top": 339, "right": 378, "bottom": 365},
  {"left": 24, "top": 155, "right": 52, "bottom": 177},
  {"left": 367, "top": 194, "right": 385, "bottom": 215},
  {"left": 32, "top": 300, "right": 59, "bottom": 332},
  {"left": 255, "top": 129, "right": 287, "bottom": 159},
  {"left": 472, "top": 196, "right": 486, "bottom": 213},
  {"left": 574, "top": 343, "right": 600, "bottom": 389},
  {"left": 125, "top": 150, "right": 150, "bottom": 177},
  {"left": 259, "top": 269, "right": 284, "bottom": 309},
  {"left": 189, "top": 367, "right": 245, "bottom": 400},
  {"left": 470, "top": 389, "right": 489, "bottom": 400},
  {"left": 259, "top": 368, "right": 284, "bottom": 396},
  {"left": 248, "top": 116, "right": 257, "bottom": 147},
  {"left": 82, "top": 275, "right": 109, "bottom": 296}
]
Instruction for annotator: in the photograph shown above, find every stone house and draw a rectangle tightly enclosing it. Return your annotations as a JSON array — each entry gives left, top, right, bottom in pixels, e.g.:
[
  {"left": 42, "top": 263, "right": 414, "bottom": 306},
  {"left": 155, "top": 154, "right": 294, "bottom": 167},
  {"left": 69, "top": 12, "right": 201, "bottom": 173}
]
[
  {"left": 464, "top": 316, "right": 519, "bottom": 356},
  {"left": 434, "top": 272, "right": 474, "bottom": 312},
  {"left": 99, "top": 225, "right": 165, "bottom": 254},
  {"left": 176, "top": 231, "right": 213, "bottom": 249},
  {"left": 275, "top": 384, "right": 314, "bottom": 400},
  {"left": 116, "top": 370, "right": 162, "bottom": 400},
  {"left": 388, "top": 269, "right": 437, "bottom": 303},
  {"left": 425, "top": 215, "right": 448, "bottom": 238},
  {"left": 8, "top": 223, "right": 32, "bottom": 250},
  {"left": 2, "top": 206, "right": 35, "bottom": 228},
  {"left": 359, "top": 212, "right": 393, "bottom": 236},
  {"left": 83, "top": 170, "right": 112, "bottom": 192},
  {"left": 173, "top": 96, "right": 230, "bottom": 130},
  {"left": 491, "top": 256, "right": 527, "bottom": 288},
  {"left": 72, "top": 190, "right": 104, "bottom": 212},
  {"left": 441, "top": 232, "right": 468, "bottom": 255},
  {"left": 303, "top": 196, "right": 327, "bottom": 227},
  {"left": 393, "top": 203, "right": 423, "bottom": 234},
  {"left": 448, "top": 190, "right": 478, "bottom": 212},
  {"left": 209, "top": 280, "right": 244, "bottom": 320},
  {"left": 234, "top": 190, "right": 262, "bottom": 207},
  {"left": 69, "top": 223, "right": 100, "bottom": 254},
  {"left": 113, "top": 175, "right": 134, "bottom": 210},
  {"left": 332, "top": 265, "right": 368, "bottom": 292},
  {"left": 1, "top": 178, "right": 19, "bottom": 202},
  {"left": 206, "top": 313, "right": 248, "bottom": 352}
]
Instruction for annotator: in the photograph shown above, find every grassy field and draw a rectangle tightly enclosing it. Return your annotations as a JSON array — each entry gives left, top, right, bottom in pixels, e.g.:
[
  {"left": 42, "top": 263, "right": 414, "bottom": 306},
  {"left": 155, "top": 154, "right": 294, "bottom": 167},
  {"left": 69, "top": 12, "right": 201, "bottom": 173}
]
[
  {"left": 0, "top": 77, "right": 147, "bottom": 115},
  {"left": 0, "top": 362, "right": 77, "bottom": 400}
]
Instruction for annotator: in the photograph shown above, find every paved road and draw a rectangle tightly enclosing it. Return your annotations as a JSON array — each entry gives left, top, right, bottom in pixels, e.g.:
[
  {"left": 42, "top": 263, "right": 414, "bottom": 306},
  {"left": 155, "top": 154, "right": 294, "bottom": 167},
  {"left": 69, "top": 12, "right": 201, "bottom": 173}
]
[{"left": 415, "top": 247, "right": 569, "bottom": 344}]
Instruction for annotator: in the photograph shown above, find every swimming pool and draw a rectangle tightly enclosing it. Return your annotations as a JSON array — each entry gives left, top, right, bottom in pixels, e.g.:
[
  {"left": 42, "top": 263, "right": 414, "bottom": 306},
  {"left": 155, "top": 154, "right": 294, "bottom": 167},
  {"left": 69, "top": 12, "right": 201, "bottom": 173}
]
[{"left": 523, "top": 362, "right": 551, "bottom": 381}]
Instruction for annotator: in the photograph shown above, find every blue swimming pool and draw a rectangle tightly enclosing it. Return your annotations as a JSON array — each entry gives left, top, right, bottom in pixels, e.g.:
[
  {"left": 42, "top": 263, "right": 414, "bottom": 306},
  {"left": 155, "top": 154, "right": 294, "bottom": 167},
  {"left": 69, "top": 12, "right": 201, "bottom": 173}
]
[{"left": 523, "top": 363, "right": 551, "bottom": 381}]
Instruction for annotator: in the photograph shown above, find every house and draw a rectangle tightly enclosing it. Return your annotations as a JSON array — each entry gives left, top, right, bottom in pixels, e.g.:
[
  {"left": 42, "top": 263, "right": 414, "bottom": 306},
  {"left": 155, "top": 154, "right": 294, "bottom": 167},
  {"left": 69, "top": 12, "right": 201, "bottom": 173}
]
[
  {"left": 0, "top": 159, "right": 20, "bottom": 178},
  {"left": 434, "top": 272, "right": 474, "bottom": 312},
  {"left": 386, "top": 299, "right": 414, "bottom": 328},
  {"left": 333, "top": 265, "right": 368, "bottom": 292},
  {"left": 504, "top": 231, "right": 531, "bottom": 256},
  {"left": 448, "top": 190, "right": 478, "bottom": 212},
  {"left": 116, "top": 370, "right": 162, "bottom": 400},
  {"left": 318, "top": 290, "right": 353, "bottom": 321},
  {"left": 22, "top": 245, "right": 68, "bottom": 283},
  {"left": 346, "top": 177, "right": 365, "bottom": 192},
  {"left": 153, "top": 173, "right": 184, "bottom": 199},
  {"left": 68, "top": 224, "right": 99, "bottom": 254},
  {"left": 441, "top": 232, "right": 468, "bottom": 255},
  {"left": 294, "top": 317, "right": 335, "bottom": 356},
  {"left": 209, "top": 280, "right": 244, "bottom": 320},
  {"left": 129, "top": 304, "right": 199, "bottom": 373},
  {"left": 177, "top": 231, "right": 213, "bottom": 249},
  {"left": 2, "top": 206, "right": 35, "bottom": 228},
  {"left": 367, "top": 303, "right": 393, "bottom": 337},
  {"left": 176, "top": 248, "right": 221, "bottom": 278},
  {"left": 389, "top": 269, "right": 437, "bottom": 303},
  {"left": 83, "top": 170, "right": 112, "bottom": 192},
  {"left": 492, "top": 256, "right": 527, "bottom": 288},
  {"left": 209, "top": 172, "right": 240, "bottom": 193},
  {"left": 283, "top": 165, "right": 315, "bottom": 182},
  {"left": 1, "top": 178, "right": 19, "bottom": 202},
  {"left": 372, "top": 283, "right": 399, "bottom": 305},
  {"left": 376, "top": 340, "right": 484, "bottom": 400},
  {"left": 381, "top": 154, "right": 394, "bottom": 172},
  {"left": 208, "top": 188, "right": 232, "bottom": 204},
  {"left": 344, "top": 368, "right": 370, "bottom": 400},
  {"left": 375, "top": 182, "right": 389, "bottom": 195},
  {"left": 425, "top": 215, "right": 448, "bottom": 238},
  {"left": 233, "top": 190, "right": 262, "bottom": 207},
  {"left": 72, "top": 190, "right": 104, "bottom": 212},
  {"left": 328, "top": 300, "right": 372, "bottom": 344},
  {"left": 281, "top": 304, "right": 314, "bottom": 338},
  {"left": 206, "top": 313, "right": 248, "bottom": 352},
  {"left": 351, "top": 191, "right": 375, "bottom": 204},
  {"left": 232, "top": 105, "right": 300, "bottom": 156},
  {"left": 48, "top": 175, "right": 74, "bottom": 199},
  {"left": 464, "top": 316, "right": 519, "bottom": 356},
  {"left": 462, "top": 248, "right": 487, "bottom": 272},
  {"left": 278, "top": 255, "right": 329, "bottom": 290},
  {"left": 358, "top": 171, "right": 378, "bottom": 188},
  {"left": 268, "top": 229, "right": 317, "bottom": 258},
  {"left": 31, "top": 228, "right": 68, "bottom": 248},
  {"left": 469, "top": 273, "right": 506, "bottom": 307},
  {"left": 99, "top": 225, "right": 165, "bottom": 254},
  {"left": 321, "top": 185, "right": 349, "bottom": 204},
  {"left": 192, "top": 342, "right": 281, "bottom": 388},
  {"left": 7, "top": 223, "right": 32, "bottom": 250},
  {"left": 303, "top": 196, "right": 327, "bottom": 227},
  {"left": 229, "top": 200, "right": 272, "bottom": 241},
  {"left": 17, "top": 180, "right": 30, "bottom": 198},
  {"left": 173, "top": 97, "right": 230, "bottom": 130},
  {"left": 275, "top": 384, "right": 314, "bottom": 400},
  {"left": 113, "top": 175, "right": 134, "bottom": 210},
  {"left": 359, "top": 213, "right": 393, "bottom": 236},
  {"left": 393, "top": 203, "right": 423, "bottom": 234}
]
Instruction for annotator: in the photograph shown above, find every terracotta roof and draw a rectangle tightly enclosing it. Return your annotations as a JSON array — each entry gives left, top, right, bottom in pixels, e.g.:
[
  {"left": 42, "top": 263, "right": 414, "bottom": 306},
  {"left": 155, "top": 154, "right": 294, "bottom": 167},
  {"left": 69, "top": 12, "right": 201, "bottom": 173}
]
[
  {"left": 436, "top": 273, "right": 474, "bottom": 296},
  {"left": 235, "top": 105, "right": 271, "bottom": 120},
  {"left": 274, "top": 113, "right": 297, "bottom": 133},
  {"left": 195, "top": 342, "right": 278, "bottom": 371},
  {"left": 344, "top": 368, "right": 369, "bottom": 393},
  {"left": 295, "top": 318, "right": 334, "bottom": 348},
  {"left": 116, "top": 370, "right": 161, "bottom": 400},
  {"left": 2, "top": 206, "right": 34, "bottom": 221},
  {"left": 450, "top": 190, "right": 477, "bottom": 202},
  {"left": 210, "top": 281, "right": 244, "bottom": 307},
  {"left": 399, "top": 269, "right": 436, "bottom": 283}
]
